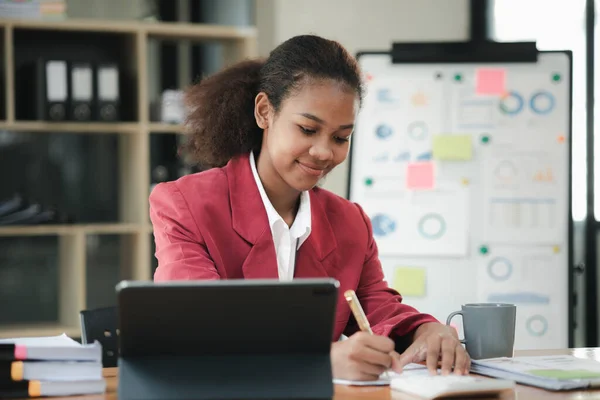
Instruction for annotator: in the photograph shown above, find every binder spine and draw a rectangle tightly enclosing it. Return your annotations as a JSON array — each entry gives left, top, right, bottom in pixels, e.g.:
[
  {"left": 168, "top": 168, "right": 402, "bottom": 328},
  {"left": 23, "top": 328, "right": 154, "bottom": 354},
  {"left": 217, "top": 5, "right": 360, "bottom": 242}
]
[
  {"left": 94, "top": 63, "right": 120, "bottom": 122},
  {"left": 69, "top": 61, "right": 94, "bottom": 121},
  {"left": 44, "top": 60, "right": 68, "bottom": 121}
]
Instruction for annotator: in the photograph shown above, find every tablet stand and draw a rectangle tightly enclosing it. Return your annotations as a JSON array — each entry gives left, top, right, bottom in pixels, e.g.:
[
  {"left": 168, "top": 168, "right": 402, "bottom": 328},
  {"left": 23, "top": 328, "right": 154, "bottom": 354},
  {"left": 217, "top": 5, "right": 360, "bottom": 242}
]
[{"left": 118, "top": 353, "right": 334, "bottom": 400}]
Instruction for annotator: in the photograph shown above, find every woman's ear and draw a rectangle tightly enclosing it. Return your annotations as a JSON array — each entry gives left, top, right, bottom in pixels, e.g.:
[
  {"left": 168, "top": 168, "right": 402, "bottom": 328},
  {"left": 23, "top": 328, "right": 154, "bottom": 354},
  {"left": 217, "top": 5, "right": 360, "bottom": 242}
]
[{"left": 254, "top": 92, "right": 271, "bottom": 129}]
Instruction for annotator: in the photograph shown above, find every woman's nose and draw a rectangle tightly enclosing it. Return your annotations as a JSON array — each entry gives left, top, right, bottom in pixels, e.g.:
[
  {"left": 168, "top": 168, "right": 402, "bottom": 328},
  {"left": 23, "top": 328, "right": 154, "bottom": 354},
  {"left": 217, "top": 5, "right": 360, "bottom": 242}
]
[{"left": 309, "top": 141, "right": 333, "bottom": 161}]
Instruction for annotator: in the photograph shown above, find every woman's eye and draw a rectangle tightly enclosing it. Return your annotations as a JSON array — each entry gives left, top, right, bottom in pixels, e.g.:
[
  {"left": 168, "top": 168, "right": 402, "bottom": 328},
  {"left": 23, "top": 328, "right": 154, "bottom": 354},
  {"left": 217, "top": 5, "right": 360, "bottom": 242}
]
[
  {"left": 334, "top": 136, "right": 350, "bottom": 143},
  {"left": 300, "top": 126, "right": 317, "bottom": 134}
]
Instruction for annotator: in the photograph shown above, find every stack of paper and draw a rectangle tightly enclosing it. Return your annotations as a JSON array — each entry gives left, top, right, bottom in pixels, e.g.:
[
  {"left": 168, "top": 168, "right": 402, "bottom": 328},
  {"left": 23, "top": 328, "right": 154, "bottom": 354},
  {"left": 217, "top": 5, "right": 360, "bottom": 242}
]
[
  {"left": 0, "top": 333, "right": 105, "bottom": 398},
  {"left": 471, "top": 355, "right": 600, "bottom": 391}
]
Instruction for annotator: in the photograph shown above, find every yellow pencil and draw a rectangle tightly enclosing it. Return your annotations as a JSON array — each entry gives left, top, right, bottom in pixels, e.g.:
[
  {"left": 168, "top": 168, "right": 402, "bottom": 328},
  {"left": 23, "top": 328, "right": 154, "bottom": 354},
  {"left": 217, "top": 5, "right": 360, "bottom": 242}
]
[
  {"left": 344, "top": 290, "right": 373, "bottom": 334},
  {"left": 344, "top": 289, "right": 391, "bottom": 380}
]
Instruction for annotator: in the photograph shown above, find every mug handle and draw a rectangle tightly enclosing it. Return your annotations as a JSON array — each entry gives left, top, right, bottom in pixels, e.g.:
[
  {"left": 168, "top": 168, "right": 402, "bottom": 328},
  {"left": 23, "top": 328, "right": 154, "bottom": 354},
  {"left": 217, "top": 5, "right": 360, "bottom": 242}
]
[{"left": 446, "top": 311, "right": 466, "bottom": 344}]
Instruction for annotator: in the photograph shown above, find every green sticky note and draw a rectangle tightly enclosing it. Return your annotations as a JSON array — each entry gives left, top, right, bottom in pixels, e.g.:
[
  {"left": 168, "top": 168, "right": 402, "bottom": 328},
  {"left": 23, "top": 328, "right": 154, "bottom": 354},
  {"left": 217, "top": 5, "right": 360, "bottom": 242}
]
[
  {"left": 393, "top": 267, "right": 426, "bottom": 297},
  {"left": 527, "top": 369, "right": 600, "bottom": 380},
  {"left": 432, "top": 135, "right": 473, "bottom": 161}
]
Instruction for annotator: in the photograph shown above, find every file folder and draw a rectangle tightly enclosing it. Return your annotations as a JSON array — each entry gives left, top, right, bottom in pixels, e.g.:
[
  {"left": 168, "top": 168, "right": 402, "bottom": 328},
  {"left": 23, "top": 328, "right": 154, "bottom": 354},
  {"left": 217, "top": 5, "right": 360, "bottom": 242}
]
[
  {"left": 95, "top": 63, "right": 119, "bottom": 121},
  {"left": 17, "top": 58, "right": 68, "bottom": 121},
  {"left": 69, "top": 62, "right": 93, "bottom": 121},
  {"left": 45, "top": 60, "right": 68, "bottom": 121}
]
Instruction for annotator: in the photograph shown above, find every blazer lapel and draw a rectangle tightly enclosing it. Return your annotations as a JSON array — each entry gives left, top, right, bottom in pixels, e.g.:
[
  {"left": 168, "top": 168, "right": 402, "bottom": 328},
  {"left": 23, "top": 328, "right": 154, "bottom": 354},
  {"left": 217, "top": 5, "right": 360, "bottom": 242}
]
[
  {"left": 226, "top": 153, "right": 278, "bottom": 279},
  {"left": 294, "top": 189, "right": 337, "bottom": 278},
  {"left": 241, "top": 228, "right": 279, "bottom": 279}
]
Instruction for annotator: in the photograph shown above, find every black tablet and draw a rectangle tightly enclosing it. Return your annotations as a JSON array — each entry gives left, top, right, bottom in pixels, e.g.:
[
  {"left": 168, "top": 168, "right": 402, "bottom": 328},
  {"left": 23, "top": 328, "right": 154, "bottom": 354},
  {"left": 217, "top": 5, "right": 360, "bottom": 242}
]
[{"left": 115, "top": 278, "right": 339, "bottom": 358}]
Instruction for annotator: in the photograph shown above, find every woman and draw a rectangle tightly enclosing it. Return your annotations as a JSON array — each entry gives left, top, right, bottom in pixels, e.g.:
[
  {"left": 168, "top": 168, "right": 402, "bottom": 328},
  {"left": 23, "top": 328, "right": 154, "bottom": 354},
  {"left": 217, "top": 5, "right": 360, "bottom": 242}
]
[{"left": 149, "top": 34, "right": 470, "bottom": 381}]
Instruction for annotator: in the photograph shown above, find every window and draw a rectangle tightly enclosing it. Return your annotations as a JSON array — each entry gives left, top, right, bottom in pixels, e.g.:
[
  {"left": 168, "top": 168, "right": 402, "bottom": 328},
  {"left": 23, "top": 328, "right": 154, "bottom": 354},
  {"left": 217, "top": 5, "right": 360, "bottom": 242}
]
[{"left": 490, "top": 0, "right": 587, "bottom": 221}]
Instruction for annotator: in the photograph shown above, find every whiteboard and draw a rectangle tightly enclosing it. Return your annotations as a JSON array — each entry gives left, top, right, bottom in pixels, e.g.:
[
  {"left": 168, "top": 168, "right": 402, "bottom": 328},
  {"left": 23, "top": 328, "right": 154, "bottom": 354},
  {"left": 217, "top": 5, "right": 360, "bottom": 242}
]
[{"left": 348, "top": 51, "right": 572, "bottom": 350}]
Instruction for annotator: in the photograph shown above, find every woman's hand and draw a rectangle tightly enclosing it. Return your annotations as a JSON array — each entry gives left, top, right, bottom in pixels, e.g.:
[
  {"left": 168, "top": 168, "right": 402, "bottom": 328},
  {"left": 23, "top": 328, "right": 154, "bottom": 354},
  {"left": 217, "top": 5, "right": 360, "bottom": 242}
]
[
  {"left": 331, "top": 332, "right": 398, "bottom": 381},
  {"left": 394, "top": 322, "right": 471, "bottom": 376}
]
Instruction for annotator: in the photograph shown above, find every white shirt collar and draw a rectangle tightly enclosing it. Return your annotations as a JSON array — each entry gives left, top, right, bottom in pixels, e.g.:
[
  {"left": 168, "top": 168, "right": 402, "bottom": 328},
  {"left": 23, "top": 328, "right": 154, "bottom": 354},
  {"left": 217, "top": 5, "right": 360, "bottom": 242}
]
[{"left": 249, "top": 150, "right": 311, "bottom": 248}]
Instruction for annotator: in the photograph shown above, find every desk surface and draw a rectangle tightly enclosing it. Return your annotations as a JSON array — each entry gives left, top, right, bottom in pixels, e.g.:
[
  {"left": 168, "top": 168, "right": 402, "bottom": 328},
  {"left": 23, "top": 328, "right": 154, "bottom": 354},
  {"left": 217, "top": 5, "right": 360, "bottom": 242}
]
[{"left": 51, "top": 348, "right": 600, "bottom": 400}]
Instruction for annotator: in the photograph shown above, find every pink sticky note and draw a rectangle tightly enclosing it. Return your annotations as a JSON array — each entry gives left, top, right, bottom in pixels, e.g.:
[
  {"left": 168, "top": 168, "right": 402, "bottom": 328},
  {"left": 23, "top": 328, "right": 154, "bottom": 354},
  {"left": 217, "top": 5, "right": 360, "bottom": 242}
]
[
  {"left": 476, "top": 68, "right": 506, "bottom": 95},
  {"left": 406, "top": 162, "right": 434, "bottom": 190}
]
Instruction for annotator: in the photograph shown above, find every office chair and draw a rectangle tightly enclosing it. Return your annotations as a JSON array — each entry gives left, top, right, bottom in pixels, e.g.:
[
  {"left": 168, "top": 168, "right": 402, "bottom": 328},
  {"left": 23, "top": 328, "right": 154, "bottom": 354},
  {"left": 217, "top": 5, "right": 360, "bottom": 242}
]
[{"left": 79, "top": 306, "right": 119, "bottom": 368}]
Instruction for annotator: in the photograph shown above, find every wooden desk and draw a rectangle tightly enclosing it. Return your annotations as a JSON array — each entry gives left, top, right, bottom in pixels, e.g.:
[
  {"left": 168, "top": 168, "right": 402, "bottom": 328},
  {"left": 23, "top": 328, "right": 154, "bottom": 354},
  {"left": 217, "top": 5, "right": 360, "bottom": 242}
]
[{"left": 50, "top": 348, "right": 600, "bottom": 400}]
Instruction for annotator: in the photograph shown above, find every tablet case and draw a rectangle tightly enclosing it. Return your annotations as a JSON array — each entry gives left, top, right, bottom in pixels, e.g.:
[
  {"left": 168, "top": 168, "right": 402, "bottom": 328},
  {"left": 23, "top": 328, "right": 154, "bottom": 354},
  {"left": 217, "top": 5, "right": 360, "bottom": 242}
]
[
  {"left": 118, "top": 354, "right": 332, "bottom": 400},
  {"left": 116, "top": 279, "right": 338, "bottom": 400}
]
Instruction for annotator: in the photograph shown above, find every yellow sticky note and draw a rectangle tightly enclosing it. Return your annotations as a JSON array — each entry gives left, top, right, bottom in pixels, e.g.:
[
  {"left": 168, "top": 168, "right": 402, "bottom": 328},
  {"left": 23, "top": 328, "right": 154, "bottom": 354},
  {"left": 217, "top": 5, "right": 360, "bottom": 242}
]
[
  {"left": 393, "top": 267, "right": 426, "bottom": 297},
  {"left": 432, "top": 135, "right": 473, "bottom": 161}
]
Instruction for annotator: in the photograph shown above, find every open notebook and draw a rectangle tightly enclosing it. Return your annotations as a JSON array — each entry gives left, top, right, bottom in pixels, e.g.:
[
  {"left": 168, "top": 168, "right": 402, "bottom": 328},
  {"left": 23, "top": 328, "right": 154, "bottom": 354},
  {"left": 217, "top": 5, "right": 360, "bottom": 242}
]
[{"left": 471, "top": 355, "right": 600, "bottom": 390}]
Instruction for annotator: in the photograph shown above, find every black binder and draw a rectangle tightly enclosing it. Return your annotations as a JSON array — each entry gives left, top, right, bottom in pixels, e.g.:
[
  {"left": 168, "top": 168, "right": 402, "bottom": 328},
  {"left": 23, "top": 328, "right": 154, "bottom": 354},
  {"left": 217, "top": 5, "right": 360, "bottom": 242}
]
[
  {"left": 17, "top": 58, "right": 68, "bottom": 121},
  {"left": 68, "top": 61, "right": 94, "bottom": 121},
  {"left": 94, "top": 63, "right": 120, "bottom": 121},
  {"left": 115, "top": 279, "right": 338, "bottom": 400}
]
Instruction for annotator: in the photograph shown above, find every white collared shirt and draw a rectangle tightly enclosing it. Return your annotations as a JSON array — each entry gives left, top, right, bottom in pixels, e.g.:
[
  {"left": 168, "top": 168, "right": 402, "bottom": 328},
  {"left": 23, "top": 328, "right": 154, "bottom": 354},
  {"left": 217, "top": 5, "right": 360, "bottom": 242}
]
[{"left": 249, "top": 151, "right": 312, "bottom": 280}]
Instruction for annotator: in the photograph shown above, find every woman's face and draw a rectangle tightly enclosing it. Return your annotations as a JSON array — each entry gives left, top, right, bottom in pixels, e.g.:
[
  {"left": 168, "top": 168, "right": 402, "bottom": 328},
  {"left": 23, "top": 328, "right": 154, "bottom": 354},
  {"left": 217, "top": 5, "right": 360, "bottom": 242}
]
[{"left": 255, "top": 79, "right": 358, "bottom": 192}]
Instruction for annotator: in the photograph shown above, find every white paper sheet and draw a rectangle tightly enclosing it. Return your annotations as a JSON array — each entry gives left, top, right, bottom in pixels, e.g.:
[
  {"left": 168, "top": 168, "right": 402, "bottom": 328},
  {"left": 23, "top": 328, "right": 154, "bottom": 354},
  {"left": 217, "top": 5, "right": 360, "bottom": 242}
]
[
  {"left": 472, "top": 355, "right": 600, "bottom": 390},
  {"left": 0, "top": 333, "right": 80, "bottom": 346},
  {"left": 482, "top": 150, "right": 567, "bottom": 245},
  {"left": 476, "top": 245, "right": 568, "bottom": 350},
  {"left": 362, "top": 185, "right": 469, "bottom": 257},
  {"left": 333, "top": 364, "right": 428, "bottom": 386},
  {"left": 349, "top": 75, "right": 445, "bottom": 204}
]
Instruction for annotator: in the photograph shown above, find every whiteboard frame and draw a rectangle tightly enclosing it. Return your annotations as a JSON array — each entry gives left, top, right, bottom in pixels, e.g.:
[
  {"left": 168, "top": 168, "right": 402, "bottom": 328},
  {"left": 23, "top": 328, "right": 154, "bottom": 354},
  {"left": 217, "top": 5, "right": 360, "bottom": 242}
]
[{"left": 346, "top": 49, "right": 575, "bottom": 347}]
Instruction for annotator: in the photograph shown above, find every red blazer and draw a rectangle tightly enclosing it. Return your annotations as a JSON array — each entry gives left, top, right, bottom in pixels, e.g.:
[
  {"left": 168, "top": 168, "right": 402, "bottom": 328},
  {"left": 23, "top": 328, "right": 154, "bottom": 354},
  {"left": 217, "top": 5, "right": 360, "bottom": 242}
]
[{"left": 149, "top": 153, "right": 438, "bottom": 342}]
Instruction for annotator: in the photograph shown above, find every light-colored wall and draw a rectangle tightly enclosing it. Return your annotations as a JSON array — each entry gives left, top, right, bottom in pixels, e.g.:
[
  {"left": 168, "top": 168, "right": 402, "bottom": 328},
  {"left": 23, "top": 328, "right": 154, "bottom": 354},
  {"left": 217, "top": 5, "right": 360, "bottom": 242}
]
[
  {"left": 66, "top": 0, "right": 155, "bottom": 20},
  {"left": 255, "top": 0, "right": 470, "bottom": 197}
]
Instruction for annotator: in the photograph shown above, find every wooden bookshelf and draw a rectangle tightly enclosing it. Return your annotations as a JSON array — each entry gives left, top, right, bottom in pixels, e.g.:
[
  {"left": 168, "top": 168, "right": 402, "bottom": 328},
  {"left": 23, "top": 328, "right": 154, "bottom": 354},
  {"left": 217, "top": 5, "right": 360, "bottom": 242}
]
[
  {"left": 0, "top": 223, "right": 152, "bottom": 236},
  {"left": 0, "top": 323, "right": 81, "bottom": 339},
  {"left": 0, "top": 18, "right": 256, "bottom": 339},
  {"left": 148, "top": 122, "right": 186, "bottom": 134},
  {"left": 0, "top": 121, "right": 141, "bottom": 133}
]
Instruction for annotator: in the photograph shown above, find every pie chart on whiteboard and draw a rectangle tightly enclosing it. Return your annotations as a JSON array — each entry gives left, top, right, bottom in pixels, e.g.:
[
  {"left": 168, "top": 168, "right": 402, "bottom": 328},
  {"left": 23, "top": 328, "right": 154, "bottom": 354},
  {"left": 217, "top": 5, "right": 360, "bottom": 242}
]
[
  {"left": 371, "top": 214, "right": 396, "bottom": 237},
  {"left": 418, "top": 213, "right": 446, "bottom": 239}
]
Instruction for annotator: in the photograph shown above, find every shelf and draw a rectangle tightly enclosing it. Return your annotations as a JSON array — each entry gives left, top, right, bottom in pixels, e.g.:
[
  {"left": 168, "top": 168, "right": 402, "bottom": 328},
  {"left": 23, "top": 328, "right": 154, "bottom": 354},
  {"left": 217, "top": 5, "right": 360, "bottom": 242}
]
[
  {"left": 0, "top": 16, "right": 255, "bottom": 339},
  {"left": 148, "top": 123, "right": 186, "bottom": 134},
  {"left": 0, "top": 323, "right": 80, "bottom": 339},
  {"left": 145, "top": 22, "right": 256, "bottom": 41},
  {"left": 0, "top": 19, "right": 257, "bottom": 41},
  {"left": 3, "top": 18, "right": 141, "bottom": 33},
  {"left": 0, "top": 223, "right": 151, "bottom": 236},
  {"left": 0, "top": 121, "right": 140, "bottom": 134}
]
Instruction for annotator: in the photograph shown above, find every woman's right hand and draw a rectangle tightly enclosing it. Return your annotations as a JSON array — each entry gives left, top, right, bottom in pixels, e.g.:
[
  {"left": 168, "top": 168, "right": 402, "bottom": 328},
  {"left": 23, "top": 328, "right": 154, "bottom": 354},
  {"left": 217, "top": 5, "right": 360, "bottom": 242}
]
[{"left": 330, "top": 331, "right": 397, "bottom": 381}]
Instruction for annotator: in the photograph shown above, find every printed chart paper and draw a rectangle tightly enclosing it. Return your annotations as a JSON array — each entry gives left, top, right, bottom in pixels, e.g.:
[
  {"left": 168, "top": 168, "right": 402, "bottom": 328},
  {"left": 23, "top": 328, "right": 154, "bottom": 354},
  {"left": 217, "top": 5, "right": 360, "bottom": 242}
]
[
  {"left": 363, "top": 186, "right": 469, "bottom": 257},
  {"left": 482, "top": 150, "right": 567, "bottom": 245},
  {"left": 476, "top": 245, "right": 568, "bottom": 350}
]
